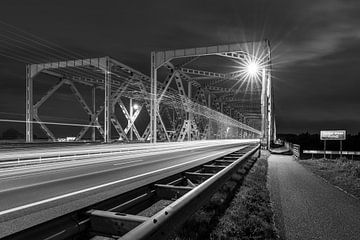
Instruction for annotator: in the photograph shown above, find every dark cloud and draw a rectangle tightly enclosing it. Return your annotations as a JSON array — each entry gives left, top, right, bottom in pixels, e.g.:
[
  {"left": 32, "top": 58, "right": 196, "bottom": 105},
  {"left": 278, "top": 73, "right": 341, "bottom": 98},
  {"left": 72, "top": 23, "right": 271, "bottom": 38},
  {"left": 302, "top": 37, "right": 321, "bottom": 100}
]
[{"left": 0, "top": 0, "right": 360, "bottom": 134}]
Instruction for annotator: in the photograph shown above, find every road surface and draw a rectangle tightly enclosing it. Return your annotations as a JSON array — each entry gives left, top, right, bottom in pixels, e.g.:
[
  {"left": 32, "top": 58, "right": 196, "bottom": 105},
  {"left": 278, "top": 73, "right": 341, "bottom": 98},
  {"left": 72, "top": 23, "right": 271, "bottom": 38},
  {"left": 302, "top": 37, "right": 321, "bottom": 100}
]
[
  {"left": 0, "top": 140, "right": 256, "bottom": 238},
  {"left": 268, "top": 154, "right": 360, "bottom": 240}
]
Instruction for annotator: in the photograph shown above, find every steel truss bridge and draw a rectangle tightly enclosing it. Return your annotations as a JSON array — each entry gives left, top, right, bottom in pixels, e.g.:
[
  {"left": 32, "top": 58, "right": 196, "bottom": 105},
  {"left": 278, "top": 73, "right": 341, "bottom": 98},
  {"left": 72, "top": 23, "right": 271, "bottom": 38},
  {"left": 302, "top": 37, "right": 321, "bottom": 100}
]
[{"left": 25, "top": 40, "right": 275, "bottom": 148}]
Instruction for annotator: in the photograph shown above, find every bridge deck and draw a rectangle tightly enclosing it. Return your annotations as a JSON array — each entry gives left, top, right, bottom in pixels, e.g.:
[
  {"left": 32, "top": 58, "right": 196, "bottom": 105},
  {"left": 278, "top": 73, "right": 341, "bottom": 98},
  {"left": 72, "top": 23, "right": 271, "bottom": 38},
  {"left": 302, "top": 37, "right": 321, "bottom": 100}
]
[{"left": 0, "top": 140, "right": 256, "bottom": 238}]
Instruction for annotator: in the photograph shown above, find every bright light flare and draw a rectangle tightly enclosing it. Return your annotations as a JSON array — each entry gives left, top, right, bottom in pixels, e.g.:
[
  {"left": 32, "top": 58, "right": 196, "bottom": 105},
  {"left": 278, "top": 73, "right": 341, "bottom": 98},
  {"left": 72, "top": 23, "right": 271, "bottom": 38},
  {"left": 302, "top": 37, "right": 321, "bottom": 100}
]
[
  {"left": 240, "top": 56, "right": 264, "bottom": 81},
  {"left": 133, "top": 104, "right": 139, "bottom": 110},
  {"left": 246, "top": 61, "right": 260, "bottom": 77}
]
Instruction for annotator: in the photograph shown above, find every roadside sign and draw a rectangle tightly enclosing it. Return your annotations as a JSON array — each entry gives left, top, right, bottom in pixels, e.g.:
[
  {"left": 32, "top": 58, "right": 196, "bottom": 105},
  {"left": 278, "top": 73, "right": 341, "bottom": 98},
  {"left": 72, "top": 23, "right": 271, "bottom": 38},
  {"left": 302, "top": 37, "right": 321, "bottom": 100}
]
[
  {"left": 320, "top": 130, "right": 346, "bottom": 141},
  {"left": 320, "top": 130, "right": 346, "bottom": 159}
]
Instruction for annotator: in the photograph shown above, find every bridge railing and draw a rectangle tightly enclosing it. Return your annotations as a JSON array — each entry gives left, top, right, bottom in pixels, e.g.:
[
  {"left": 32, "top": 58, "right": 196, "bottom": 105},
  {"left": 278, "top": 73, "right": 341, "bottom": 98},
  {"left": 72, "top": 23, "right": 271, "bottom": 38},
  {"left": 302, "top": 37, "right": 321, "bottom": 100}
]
[{"left": 285, "top": 142, "right": 301, "bottom": 159}]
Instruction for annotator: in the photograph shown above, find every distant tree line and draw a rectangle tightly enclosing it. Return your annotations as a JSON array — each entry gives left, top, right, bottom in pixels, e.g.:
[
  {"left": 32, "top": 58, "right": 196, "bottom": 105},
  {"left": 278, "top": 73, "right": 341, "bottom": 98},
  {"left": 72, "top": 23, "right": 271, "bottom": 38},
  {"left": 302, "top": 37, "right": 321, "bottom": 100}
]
[
  {"left": 1, "top": 128, "right": 25, "bottom": 139},
  {"left": 0, "top": 128, "right": 40, "bottom": 140},
  {"left": 278, "top": 132, "right": 360, "bottom": 151}
]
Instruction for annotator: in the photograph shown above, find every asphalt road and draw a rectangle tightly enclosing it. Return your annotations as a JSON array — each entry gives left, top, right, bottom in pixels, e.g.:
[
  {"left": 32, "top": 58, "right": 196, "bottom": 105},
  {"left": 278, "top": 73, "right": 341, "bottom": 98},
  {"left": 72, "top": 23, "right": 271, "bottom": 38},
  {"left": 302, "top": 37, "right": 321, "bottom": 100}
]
[
  {"left": 0, "top": 140, "right": 256, "bottom": 238},
  {"left": 268, "top": 154, "right": 360, "bottom": 240}
]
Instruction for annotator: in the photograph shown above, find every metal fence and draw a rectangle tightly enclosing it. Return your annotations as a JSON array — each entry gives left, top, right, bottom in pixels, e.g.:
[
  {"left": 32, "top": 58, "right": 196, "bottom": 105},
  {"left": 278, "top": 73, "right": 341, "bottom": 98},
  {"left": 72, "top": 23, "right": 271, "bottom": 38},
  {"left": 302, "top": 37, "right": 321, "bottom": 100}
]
[{"left": 285, "top": 142, "right": 300, "bottom": 159}]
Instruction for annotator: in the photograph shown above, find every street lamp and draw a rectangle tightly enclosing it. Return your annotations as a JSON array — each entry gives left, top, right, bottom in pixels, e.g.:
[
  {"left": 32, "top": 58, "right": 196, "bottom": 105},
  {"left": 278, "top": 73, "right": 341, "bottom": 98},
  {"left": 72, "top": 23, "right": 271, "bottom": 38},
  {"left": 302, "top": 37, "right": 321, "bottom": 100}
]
[
  {"left": 133, "top": 103, "right": 139, "bottom": 111},
  {"left": 246, "top": 61, "right": 260, "bottom": 77}
]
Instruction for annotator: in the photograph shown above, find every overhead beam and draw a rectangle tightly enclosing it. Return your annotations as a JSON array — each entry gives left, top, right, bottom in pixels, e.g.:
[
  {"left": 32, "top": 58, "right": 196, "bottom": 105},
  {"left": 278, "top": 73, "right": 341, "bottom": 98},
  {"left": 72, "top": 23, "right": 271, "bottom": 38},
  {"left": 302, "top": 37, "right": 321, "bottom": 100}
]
[{"left": 154, "top": 41, "right": 266, "bottom": 68}]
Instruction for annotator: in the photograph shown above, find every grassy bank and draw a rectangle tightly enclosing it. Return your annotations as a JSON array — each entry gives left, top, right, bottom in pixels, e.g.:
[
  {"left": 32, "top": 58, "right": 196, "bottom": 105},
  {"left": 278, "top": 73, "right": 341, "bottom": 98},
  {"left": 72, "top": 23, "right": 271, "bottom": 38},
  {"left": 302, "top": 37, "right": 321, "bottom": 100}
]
[
  {"left": 210, "top": 151, "right": 278, "bottom": 240},
  {"left": 300, "top": 158, "right": 360, "bottom": 198},
  {"left": 172, "top": 151, "right": 278, "bottom": 240},
  {"left": 172, "top": 155, "right": 258, "bottom": 240}
]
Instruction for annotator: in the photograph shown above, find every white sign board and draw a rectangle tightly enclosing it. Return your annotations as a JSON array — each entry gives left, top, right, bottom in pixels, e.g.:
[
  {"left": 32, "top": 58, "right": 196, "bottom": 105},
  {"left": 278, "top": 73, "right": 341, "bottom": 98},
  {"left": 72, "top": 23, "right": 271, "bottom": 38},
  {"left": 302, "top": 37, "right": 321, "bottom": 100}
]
[{"left": 320, "top": 130, "right": 346, "bottom": 141}]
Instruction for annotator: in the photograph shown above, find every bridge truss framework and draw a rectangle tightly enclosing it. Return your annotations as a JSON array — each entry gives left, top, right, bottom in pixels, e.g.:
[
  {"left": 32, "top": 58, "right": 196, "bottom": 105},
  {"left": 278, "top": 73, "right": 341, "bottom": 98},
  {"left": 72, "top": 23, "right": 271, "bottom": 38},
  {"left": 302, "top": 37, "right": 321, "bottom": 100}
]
[
  {"left": 25, "top": 40, "right": 274, "bottom": 148},
  {"left": 150, "top": 40, "right": 274, "bottom": 147}
]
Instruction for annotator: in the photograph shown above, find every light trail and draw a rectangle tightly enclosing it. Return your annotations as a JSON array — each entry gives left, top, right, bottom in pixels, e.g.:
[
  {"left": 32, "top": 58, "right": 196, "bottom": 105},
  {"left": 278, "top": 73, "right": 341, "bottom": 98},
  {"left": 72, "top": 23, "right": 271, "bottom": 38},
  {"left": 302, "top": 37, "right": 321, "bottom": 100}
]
[
  {"left": 0, "top": 150, "right": 230, "bottom": 216},
  {"left": 0, "top": 118, "right": 96, "bottom": 128}
]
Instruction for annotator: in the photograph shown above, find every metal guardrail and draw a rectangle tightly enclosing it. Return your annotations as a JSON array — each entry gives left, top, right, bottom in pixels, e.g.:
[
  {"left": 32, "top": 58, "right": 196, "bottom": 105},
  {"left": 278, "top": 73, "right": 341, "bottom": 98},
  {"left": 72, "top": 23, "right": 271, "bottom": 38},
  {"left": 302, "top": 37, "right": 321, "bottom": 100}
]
[
  {"left": 284, "top": 142, "right": 300, "bottom": 158},
  {"left": 3, "top": 144, "right": 259, "bottom": 240},
  {"left": 118, "top": 144, "right": 259, "bottom": 240},
  {"left": 303, "top": 150, "right": 360, "bottom": 160},
  {"left": 303, "top": 150, "right": 360, "bottom": 155},
  {"left": 292, "top": 144, "right": 300, "bottom": 159}
]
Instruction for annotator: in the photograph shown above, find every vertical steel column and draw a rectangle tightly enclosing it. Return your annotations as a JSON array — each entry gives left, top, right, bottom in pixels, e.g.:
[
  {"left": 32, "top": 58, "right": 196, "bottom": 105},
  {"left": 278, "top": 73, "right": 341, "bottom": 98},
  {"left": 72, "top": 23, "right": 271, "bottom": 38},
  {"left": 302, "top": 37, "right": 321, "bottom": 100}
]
[
  {"left": 261, "top": 67, "right": 268, "bottom": 148},
  {"left": 240, "top": 116, "right": 245, "bottom": 139},
  {"left": 266, "top": 39, "right": 273, "bottom": 148},
  {"left": 104, "top": 58, "right": 111, "bottom": 143},
  {"left": 26, "top": 65, "right": 34, "bottom": 142},
  {"left": 267, "top": 70, "right": 272, "bottom": 148},
  {"left": 273, "top": 115, "right": 277, "bottom": 142},
  {"left": 150, "top": 52, "right": 157, "bottom": 143},
  {"left": 188, "top": 81, "right": 192, "bottom": 141},
  {"left": 129, "top": 98, "right": 133, "bottom": 141},
  {"left": 92, "top": 86, "right": 96, "bottom": 141},
  {"left": 207, "top": 93, "right": 211, "bottom": 139}
]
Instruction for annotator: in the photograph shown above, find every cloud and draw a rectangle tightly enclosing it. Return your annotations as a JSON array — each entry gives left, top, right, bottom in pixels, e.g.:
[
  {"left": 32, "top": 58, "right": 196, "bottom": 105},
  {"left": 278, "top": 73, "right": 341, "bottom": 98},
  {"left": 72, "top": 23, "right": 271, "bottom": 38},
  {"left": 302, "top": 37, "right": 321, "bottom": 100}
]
[{"left": 274, "top": 0, "right": 360, "bottom": 66}]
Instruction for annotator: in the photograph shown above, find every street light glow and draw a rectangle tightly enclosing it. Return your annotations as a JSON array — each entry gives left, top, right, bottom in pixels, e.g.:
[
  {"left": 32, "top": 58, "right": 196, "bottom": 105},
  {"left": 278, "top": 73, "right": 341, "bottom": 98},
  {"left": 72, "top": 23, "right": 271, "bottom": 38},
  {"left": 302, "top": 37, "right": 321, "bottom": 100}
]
[
  {"left": 133, "top": 104, "right": 139, "bottom": 110},
  {"left": 246, "top": 61, "right": 260, "bottom": 77}
]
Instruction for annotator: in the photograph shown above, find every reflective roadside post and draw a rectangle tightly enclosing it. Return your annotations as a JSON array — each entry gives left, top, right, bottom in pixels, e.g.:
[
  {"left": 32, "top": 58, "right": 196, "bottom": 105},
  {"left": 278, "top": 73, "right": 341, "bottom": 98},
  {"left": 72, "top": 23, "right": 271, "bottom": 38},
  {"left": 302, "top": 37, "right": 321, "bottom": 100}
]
[{"left": 340, "top": 140, "right": 342, "bottom": 158}]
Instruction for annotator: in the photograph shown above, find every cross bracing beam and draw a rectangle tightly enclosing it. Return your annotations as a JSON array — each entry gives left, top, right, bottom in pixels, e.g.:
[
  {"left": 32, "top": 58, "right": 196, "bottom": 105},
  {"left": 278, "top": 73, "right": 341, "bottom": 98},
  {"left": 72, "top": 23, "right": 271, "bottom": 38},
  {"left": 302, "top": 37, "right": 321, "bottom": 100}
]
[
  {"left": 220, "top": 96, "right": 261, "bottom": 102},
  {"left": 33, "top": 112, "right": 56, "bottom": 141},
  {"left": 205, "top": 86, "right": 261, "bottom": 95},
  {"left": 110, "top": 115, "right": 128, "bottom": 141},
  {"left": 77, "top": 106, "right": 105, "bottom": 141},
  {"left": 178, "top": 56, "right": 200, "bottom": 67},
  {"left": 67, "top": 80, "right": 93, "bottom": 115},
  {"left": 180, "top": 68, "right": 226, "bottom": 78},
  {"left": 119, "top": 100, "right": 142, "bottom": 139},
  {"left": 34, "top": 79, "right": 66, "bottom": 109},
  {"left": 226, "top": 102, "right": 261, "bottom": 108},
  {"left": 216, "top": 52, "right": 246, "bottom": 60}
]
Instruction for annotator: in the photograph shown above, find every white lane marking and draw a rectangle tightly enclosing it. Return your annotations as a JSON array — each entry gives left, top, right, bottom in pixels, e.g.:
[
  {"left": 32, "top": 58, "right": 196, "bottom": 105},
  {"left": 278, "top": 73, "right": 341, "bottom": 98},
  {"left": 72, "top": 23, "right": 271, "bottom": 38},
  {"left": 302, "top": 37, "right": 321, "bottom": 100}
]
[
  {"left": 113, "top": 159, "right": 143, "bottom": 166},
  {"left": 0, "top": 150, "right": 228, "bottom": 216},
  {"left": 0, "top": 160, "right": 150, "bottom": 193}
]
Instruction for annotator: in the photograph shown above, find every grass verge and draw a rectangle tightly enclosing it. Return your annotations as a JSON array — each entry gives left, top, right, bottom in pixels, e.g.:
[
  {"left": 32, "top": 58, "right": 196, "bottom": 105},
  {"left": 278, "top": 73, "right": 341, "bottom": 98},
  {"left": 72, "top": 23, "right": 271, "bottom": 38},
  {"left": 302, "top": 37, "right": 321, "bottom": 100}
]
[
  {"left": 210, "top": 151, "right": 278, "bottom": 240},
  {"left": 172, "top": 151, "right": 278, "bottom": 240},
  {"left": 299, "top": 158, "right": 360, "bottom": 199}
]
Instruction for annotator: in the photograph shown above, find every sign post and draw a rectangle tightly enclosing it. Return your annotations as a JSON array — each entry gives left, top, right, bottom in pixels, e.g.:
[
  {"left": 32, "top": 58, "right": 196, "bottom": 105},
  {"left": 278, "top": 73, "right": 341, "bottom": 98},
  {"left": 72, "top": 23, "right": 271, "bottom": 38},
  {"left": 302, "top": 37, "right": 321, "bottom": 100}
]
[
  {"left": 320, "top": 130, "right": 346, "bottom": 159},
  {"left": 340, "top": 140, "right": 342, "bottom": 158}
]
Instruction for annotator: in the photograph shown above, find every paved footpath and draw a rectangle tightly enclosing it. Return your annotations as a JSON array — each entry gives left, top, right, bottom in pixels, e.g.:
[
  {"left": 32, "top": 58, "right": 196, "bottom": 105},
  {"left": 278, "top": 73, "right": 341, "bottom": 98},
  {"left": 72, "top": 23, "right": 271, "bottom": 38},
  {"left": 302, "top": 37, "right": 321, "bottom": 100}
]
[{"left": 268, "top": 154, "right": 360, "bottom": 240}]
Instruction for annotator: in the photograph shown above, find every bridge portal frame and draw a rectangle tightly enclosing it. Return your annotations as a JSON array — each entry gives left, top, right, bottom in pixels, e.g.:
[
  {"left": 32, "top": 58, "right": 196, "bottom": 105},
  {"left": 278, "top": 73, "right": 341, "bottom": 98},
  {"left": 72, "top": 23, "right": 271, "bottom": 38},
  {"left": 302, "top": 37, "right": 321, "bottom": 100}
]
[
  {"left": 150, "top": 40, "right": 273, "bottom": 148},
  {"left": 25, "top": 56, "right": 154, "bottom": 143}
]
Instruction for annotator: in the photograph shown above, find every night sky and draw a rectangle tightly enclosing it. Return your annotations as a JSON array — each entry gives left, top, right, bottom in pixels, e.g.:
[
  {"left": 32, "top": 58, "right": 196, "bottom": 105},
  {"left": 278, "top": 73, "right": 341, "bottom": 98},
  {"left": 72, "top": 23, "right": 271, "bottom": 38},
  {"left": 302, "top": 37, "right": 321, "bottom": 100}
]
[{"left": 0, "top": 0, "right": 360, "bottom": 136}]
